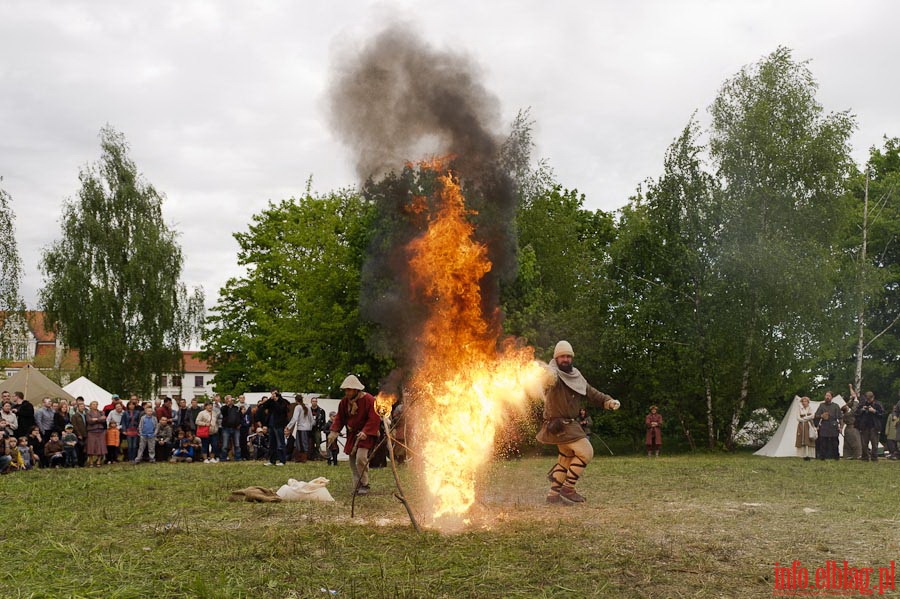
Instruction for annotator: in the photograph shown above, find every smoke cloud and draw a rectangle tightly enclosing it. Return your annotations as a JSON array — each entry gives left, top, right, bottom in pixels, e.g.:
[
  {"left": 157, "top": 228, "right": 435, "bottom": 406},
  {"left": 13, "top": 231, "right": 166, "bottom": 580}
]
[{"left": 328, "top": 23, "right": 519, "bottom": 379}]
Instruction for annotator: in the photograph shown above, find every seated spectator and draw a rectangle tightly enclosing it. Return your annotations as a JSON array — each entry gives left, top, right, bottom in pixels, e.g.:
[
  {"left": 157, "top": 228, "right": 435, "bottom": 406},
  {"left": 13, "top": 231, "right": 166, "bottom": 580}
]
[
  {"left": 0, "top": 437, "right": 13, "bottom": 473},
  {"left": 170, "top": 430, "right": 194, "bottom": 463},
  {"left": 62, "top": 424, "right": 79, "bottom": 468},
  {"left": 156, "top": 417, "right": 174, "bottom": 462},
  {"left": 17, "top": 437, "right": 33, "bottom": 470},
  {"left": 28, "top": 426, "right": 44, "bottom": 469},
  {"left": 44, "top": 432, "right": 65, "bottom": 468},
  {"left": 1, "top": 400, "right": 18, "bottom": 439}
]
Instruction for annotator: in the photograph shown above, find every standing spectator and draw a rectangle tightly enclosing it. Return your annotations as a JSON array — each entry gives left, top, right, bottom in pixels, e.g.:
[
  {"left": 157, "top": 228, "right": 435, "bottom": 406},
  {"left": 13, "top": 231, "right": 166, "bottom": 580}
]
[
  {"left": 12, "top": 392, "right": 35, "bottom": 439},
  {"left": 134, "top": 406, "right": 158, "bottom": 464},
  {"left": 103, "top": 395, "right": 119, "bottom": 415},
  {"left": 577, "top": 407, "right": 592, "bottom": 437},
  {"left": 309, "top": 398, "right": 326, "bottom": 461},
  {"left": 121, "top": 400, "right": 142, "bottom": 462},
  {"left": 258, "top": 390, "right": 290, "bottom": 466},
  {"left": 855, "top": 391, "right": 884, "bottom": 462},
  {"left": 35, "top": 397, "right": 56, "bottom": 441},
  {"left": 62, "top": 424, "right": 78, "bottom": 467},
  {"left": 71, "top": 400, "right": 88, "bottom": 467},
  {"left": 188, "top": 398, "right": 202, "bottom": 435},
  {"left": 814, "top": 391, "right": 841, "bottom": 460},
  {"left": 219, "top": 396, "right": 242, "bottom": 461},
  {"left": 885, "top": 399, "right": 900, "bottom": 460},
  {"left": 324, "top": 412, "right": 339, "bottom": 465},
  {"left": 327, "top": 376, "right": 382, "bottom": 495},
  {"left": 842, "top": 385, "right": 861, "bottom": 460},
  {"left": 795, "top": 396, "right": 816, "bottom": 461},
  {"left": 156, "top": 397, "right": 173, "bottom": 421},
  {"left": 174, "top": 398, "right": 190, "bottom": 432},
  {"left": 106, "top": 401, "right": 125, "bottom": 432},
  {"left": 53, "top": 400, "right": 70, "bottom": 436},
  {"left": 85, "top": 401, "right": 106, "bottom": 467},
  {"left": 645, "top": 406, "right": 662, "bottom": 457},
  {"left": 105, "top": 422, "right": 121, "bottom": 464},
  {"left": 194, "top": 402, "right": 218, "bottom": 463},
  {"left": 239, "top": 405, "right": 252, "bottom": 461},
  {"left": 1, "top": 401, "right": 18, "bottom": 438},
  {"left": 285, "top": 396, "right": 312, "bottom": 462}
]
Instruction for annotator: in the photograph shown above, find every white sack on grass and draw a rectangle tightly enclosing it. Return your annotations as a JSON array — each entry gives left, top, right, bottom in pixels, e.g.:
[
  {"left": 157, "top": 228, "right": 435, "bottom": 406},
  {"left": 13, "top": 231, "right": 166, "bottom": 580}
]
[{"left": 275, "top": 477, "right": 335, "bottom": 502}]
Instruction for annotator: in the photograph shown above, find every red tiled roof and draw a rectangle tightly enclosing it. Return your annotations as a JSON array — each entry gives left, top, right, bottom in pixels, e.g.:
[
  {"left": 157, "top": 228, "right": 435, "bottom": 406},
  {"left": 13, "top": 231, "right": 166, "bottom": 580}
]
[
  {"left": 182, "top": 351, "right": 210, "bottom": 373},
  {"left": 26, "top": 311, "right": 56, "bottom": 342}
]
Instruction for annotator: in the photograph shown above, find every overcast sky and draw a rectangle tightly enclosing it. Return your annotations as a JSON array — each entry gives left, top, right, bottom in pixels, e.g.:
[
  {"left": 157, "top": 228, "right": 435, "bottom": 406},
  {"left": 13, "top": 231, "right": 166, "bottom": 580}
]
[{"left": 1, "top": 1, "right": 898, "bottom": 313}]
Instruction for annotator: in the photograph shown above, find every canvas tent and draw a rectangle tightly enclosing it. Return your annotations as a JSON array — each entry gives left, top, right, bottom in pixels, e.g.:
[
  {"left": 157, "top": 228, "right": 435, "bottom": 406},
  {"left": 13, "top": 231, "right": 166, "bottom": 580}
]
[
  {"left": 754, "top": 395, "right": 846, "bottom": 458},
  {"left": 62, "top": 376, "right": 113, "bottom": 409},
  {"left": 0, "top": 364, "right": 77, "bottom": 405}
]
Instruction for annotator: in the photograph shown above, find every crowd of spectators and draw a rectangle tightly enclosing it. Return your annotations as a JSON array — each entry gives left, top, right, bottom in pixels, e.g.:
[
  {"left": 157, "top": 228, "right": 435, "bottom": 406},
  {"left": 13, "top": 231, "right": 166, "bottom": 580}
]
[{"left": 0, "top": 389, "right": 337, "bottom": 472}]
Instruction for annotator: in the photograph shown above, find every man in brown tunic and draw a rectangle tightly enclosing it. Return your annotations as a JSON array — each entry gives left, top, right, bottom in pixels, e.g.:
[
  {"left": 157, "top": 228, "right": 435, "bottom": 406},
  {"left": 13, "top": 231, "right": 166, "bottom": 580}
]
[{"left": 537, "top": 340, "right": 620, "bottom": 505}]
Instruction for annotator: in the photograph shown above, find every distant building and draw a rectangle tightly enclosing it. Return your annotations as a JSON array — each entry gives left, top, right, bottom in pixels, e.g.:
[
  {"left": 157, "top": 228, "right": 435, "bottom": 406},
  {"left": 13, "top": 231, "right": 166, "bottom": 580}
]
[
  {"left": 0, "top": 311, "right": 78, "bottom": 381},
  {"left": 158, "top": 350, "right": 216, "bottom": 401}
]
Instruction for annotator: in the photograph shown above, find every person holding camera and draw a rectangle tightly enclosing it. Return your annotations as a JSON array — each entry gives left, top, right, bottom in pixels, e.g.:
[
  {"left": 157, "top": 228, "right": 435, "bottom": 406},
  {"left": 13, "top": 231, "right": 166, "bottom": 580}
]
[{"left": 854, "top": 390, "right": 884, "bottom": 462}]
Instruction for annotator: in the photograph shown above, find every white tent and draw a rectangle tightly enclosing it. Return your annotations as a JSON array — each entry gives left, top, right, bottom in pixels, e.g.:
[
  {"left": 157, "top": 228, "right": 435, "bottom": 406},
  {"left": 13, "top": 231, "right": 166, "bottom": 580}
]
[
  {"left": 754, "top": 395, "right": 846, "bottom": 457},
  {"left": 62, "top": 376, "right": 114, "bottom": 409}
]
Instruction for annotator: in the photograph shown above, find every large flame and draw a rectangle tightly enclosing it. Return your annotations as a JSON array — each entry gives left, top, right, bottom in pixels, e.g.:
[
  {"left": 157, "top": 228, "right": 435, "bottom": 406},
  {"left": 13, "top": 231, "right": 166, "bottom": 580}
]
[{"left": 405, "top": 160, "right": 544, "bottom": 530}]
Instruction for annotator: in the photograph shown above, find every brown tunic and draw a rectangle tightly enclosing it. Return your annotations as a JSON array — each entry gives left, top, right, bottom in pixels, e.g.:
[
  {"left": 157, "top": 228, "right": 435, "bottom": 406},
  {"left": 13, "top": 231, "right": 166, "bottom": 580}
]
[
  {"left": 536, "top": 376, "right": 613, "bottom": 445},
  {"left": 645, "top": 413, "right": 662, "bottom": 446}
]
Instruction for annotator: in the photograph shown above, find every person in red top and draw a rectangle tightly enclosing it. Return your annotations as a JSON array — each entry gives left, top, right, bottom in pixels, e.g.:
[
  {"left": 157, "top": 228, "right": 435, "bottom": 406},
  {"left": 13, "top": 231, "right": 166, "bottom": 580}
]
[{"left": 327, "top": 375, "right": 381, "bottom": 495}]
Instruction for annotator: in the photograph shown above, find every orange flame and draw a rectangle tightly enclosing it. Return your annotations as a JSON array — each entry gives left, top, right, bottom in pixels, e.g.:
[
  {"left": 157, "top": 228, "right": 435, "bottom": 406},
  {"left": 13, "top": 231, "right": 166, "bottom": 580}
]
[{"left": 405, "top": 159, "right": 544, "bottom": 531}]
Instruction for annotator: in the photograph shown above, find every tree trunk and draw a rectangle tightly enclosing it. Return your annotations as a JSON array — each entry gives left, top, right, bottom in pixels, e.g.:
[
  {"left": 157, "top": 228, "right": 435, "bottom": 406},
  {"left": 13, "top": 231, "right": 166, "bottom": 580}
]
[
  {"left": 728, "top": 326, "right": 755, "bottom": 450},
  {"left": 854, "top": 171, "right": 869, "bottom": 391}
]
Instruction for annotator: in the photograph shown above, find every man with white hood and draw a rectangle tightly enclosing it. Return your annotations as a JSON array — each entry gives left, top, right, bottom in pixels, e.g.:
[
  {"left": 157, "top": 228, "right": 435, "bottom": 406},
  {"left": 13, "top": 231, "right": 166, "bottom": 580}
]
[{"left": 537, "top": 341, "right": 620, "bottom": 505}]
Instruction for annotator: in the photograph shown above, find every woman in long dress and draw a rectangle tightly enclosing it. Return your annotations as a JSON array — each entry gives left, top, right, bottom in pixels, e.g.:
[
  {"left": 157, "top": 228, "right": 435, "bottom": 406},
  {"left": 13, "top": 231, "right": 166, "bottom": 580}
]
[
  {"left": 85, "top": 400, "right": 107, "bottom": 467},
  {"left": 795, "top": 396, "right": 816, "bottom": 460},
  {"left": 645, "top": 406, "right": 662, "bottom": 457}
]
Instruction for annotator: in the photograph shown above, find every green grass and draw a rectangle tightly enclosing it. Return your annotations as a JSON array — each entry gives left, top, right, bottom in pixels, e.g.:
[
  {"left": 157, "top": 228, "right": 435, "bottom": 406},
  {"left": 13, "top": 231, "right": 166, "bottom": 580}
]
[{"left": 2, "top": 455, "right": 898, "bottom": 598}]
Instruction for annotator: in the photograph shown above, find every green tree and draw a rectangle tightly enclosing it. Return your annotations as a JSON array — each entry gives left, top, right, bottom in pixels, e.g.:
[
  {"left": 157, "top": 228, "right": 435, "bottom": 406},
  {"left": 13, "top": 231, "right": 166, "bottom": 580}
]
[
  {"left": 709, "top": 47, "right": 855, "bottom": 446},
  {"left": 0, "top": 181, "right": 25, "bottom": 364},
  {"left": 40, "top": 126, "right": 204, "bottom": 397},
  {"left": 201, "top": 188, "right": 387, "bottom": 395}
]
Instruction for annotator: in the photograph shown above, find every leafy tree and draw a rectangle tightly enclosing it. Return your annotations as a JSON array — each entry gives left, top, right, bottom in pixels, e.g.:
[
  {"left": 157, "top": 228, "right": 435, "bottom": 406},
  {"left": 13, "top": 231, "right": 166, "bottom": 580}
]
[
  {"left": 202, "top": 188, "right": 388, "bottom": 395},
  {"left": 709, "top": 47, "right": 855, "bottom": 446},
  {"left": 0, "top": 181, "right": 25, "bottom": 361},
  {"left": 40, "top": 126, "right": 204, "bottom": 398}
]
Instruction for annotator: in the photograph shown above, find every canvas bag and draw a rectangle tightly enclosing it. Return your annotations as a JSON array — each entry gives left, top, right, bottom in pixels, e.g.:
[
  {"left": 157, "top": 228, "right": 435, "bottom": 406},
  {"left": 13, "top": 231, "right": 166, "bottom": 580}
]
[{"left": 275, "top": 477, "right": 335, "bottom": 502}]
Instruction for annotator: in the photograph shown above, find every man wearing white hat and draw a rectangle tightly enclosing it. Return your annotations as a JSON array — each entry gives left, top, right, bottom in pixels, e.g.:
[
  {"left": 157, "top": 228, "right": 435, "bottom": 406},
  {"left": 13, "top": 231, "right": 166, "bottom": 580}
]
[
  {"left": 327, "top": 375, "right": 381, "bottom": 495},
  {"left": 537, "top": 340, "right": 620, "bottom": 505}
]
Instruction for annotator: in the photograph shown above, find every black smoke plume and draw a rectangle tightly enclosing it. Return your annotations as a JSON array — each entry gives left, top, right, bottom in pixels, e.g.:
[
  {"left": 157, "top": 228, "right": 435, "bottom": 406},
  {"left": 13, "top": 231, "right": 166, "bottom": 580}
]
[{"left": 328, "top": 23, "right": 519, "bottom": 379}]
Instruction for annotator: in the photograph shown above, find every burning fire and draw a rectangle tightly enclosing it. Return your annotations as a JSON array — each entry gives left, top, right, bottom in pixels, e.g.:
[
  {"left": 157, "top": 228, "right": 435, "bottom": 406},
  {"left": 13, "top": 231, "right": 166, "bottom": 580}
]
[{"left": 404, "top": 159, "right": 545, "bottom": 530}]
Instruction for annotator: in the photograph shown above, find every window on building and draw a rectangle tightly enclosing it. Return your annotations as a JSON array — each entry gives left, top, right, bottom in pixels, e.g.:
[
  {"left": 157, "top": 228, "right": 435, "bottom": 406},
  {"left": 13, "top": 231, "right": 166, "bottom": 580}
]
[
  {"left": 159, "top": 375, "right": 168, "bottom": 387},
  {"left": 194, "top": 375, "right": 204, "bottom": 388},
  {"left": 172, "top": 376, "right": 181, "bottom": 387}
]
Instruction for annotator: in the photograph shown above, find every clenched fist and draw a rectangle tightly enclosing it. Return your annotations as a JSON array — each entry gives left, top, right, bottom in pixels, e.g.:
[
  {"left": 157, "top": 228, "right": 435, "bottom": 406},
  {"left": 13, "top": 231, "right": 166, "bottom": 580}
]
[
  {"left": 327, "top": 431, "right": 338, "bottom": 446},
  {"left": 606, "top": 399, "right": 620, "bottom": 411}
]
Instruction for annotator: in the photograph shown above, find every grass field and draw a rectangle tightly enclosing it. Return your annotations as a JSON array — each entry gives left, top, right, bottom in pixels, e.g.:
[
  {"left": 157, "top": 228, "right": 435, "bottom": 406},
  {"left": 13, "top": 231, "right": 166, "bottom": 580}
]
[{"left": 2, "top": 454, "right": 898, "bottom": 599}]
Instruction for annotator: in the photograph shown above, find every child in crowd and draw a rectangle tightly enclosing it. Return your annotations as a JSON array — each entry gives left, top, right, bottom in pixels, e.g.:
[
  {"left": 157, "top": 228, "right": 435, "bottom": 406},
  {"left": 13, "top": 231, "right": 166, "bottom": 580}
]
[
  {"left": 44, "top": 432, "right": 65, "bottom": 468},
  {"left": 155, "top": 417, "right": 173, "bottom": 462},
  {"left": 6, "top": 437, "right": 24, "bottom": 470},
  {"left": 249, "top": 425, "right": 269, "bottom": 461},
  {"left": 17, "top": 437, "right": 33, "bottom": 470},
  {"left": 134, "top": 406, "right": 158, "bottom": 464},
  {"left": 62, "top": 424, "right": 79, "bottom": 468},
  {"left": 170, "top": 430, "right": 194, "bottom": 463},
  {"left": 106, "top": 421, "right": 120, "bottom": 464},
  {"left": 190, "top": 434, "right": 202, "bottom": 460}
]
